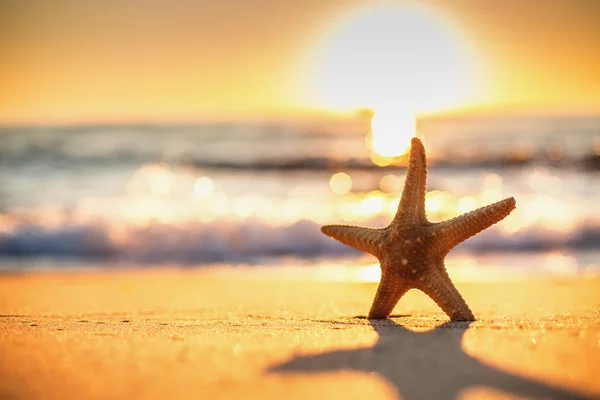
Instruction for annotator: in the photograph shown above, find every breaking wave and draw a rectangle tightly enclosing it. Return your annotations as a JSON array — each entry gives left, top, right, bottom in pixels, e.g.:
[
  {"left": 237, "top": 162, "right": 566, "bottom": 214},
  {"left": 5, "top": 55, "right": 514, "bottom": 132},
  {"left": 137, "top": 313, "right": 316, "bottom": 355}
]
[{"left": 0, "top": 217, "right": 598, "bottom": 265}]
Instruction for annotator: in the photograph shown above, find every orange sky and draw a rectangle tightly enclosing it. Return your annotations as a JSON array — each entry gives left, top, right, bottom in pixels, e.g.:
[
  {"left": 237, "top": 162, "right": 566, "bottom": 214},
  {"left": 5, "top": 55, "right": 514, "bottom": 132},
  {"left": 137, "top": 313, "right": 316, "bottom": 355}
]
[{"left": 1, "top": 0, "right": 599, "bottom": 124}]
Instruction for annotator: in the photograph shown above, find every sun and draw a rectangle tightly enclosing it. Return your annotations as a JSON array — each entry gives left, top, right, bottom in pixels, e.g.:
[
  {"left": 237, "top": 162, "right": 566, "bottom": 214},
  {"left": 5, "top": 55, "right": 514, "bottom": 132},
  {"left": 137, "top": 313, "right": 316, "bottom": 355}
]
[
  {"left": 306, "top": 2, "right": 480, "bottom": 161},
  {"left": 309, "top": 3, "right": 477, "bottom": 112}
]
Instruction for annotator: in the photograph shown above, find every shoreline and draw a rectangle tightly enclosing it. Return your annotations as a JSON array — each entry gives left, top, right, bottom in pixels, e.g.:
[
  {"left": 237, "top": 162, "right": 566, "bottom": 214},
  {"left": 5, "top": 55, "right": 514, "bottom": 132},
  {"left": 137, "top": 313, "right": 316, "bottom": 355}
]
[{"left": 1, "top": 269, "right": 599, "bottom": 399}]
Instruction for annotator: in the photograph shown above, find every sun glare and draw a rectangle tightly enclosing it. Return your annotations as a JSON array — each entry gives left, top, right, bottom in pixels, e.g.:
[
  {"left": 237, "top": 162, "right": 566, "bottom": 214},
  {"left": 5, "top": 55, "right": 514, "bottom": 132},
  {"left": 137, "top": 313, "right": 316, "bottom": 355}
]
[
  {"left": 367, "top": 107, "right": 416, "bottom": 164},
  {"left": 307, "top": 3, "right": 478, "bottom": 162}
]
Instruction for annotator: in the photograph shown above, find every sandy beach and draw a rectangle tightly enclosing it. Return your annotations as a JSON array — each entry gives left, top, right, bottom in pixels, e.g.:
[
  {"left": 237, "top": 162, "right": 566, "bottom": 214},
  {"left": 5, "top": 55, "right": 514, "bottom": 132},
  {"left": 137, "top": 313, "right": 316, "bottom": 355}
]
[{"left": 0, "top": 268, "right": 599, "bottom": 400}]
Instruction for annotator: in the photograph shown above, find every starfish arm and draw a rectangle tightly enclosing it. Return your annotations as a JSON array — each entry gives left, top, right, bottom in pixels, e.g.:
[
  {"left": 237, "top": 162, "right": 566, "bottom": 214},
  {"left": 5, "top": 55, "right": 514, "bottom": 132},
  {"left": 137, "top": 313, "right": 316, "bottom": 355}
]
[
  {"left": 321, "top": 225, "right": 385, "bottom": 257},
  {"left": 393, "top": 137, "right": 428, "bottom": 226},
  {"left": 431, "top": 197, "right": 516, "bottom": 255},
  {"left": 417, "top": 265, "right": 475, "bottom": 321},
  {"left": 368, "top": 267, "right": 411, "bottom": 319}
]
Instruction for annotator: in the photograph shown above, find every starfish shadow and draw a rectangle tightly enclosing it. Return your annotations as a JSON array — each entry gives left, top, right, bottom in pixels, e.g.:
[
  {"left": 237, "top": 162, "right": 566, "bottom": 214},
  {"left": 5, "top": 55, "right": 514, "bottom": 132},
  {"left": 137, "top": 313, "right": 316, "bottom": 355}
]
[{"left": 269, "top": 319, "right": 591, "bottom": 399}]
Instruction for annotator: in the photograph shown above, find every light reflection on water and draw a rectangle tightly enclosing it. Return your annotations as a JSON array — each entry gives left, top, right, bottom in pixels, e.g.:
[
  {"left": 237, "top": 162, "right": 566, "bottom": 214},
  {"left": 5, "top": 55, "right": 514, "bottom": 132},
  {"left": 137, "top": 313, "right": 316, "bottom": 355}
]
[
  {"left": 0, "top": 116, "right": 599, "bottom": 271},
  {"left": 232, "top": 250, "right": 597, "bottom": 282},
  {"left": 78, "top": 161, "right": 583, "bottom": 239},
  {"left": 0, "top": 159, "right": 596, "bottom": 272}
]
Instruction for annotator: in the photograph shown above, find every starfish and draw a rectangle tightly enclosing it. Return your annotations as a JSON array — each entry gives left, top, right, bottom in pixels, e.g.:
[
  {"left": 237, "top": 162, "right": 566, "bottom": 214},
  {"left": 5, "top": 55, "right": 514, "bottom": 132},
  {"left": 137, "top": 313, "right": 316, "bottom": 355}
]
[{"left": 321, "top": 138, "right": 516, "bottom": 321}]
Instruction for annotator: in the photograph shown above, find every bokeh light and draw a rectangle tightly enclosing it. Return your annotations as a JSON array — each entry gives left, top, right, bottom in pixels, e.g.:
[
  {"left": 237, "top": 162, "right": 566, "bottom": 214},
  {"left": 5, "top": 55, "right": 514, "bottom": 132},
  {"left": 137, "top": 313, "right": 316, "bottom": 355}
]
[{"left": 329, "top": 172, "right": 353, "bottom": 195}]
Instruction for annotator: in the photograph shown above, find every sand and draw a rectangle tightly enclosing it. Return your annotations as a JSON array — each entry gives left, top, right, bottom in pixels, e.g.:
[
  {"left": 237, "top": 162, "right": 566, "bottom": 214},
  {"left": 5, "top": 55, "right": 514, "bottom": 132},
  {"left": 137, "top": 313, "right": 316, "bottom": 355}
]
[{"left": 1, "top": 268, "right": 599, "bottom": 400}]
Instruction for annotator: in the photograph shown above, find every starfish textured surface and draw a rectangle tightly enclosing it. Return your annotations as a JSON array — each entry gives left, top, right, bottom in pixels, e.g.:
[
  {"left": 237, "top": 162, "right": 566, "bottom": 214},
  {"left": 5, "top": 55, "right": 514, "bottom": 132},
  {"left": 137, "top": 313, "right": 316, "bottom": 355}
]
[{"left": 322, "top": 138, "right": 516, "bottom": 321}]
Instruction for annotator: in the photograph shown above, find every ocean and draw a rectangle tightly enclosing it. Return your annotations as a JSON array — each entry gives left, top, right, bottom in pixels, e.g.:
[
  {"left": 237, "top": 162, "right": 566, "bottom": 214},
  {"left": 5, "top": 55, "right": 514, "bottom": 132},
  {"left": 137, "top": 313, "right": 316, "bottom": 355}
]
[{"left": 1, "top": 114, "right": 599, "bottom": 277}]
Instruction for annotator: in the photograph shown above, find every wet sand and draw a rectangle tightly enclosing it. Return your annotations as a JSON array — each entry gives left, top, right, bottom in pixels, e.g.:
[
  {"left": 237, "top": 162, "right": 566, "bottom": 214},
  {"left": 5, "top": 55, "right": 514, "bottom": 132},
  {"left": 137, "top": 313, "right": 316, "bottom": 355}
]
[{"left": 1, "top": 268, "right": 599, "bottom": 399}]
